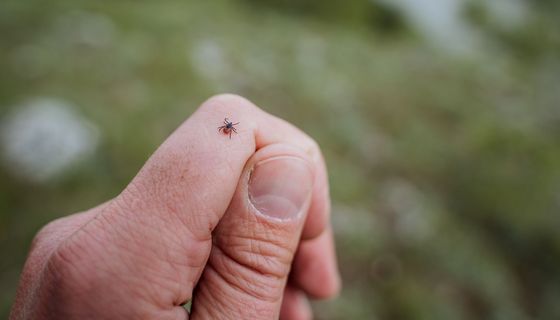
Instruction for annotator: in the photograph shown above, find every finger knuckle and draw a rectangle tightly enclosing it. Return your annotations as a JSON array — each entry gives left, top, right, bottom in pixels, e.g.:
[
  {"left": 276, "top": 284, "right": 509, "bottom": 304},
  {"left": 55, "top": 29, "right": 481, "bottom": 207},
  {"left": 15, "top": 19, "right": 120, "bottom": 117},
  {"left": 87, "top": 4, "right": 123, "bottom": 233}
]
[
  {"left": 203, "top": 93, "right": 259, "bottom": 113},
  {"left": 41, "top": 239, "right": 92, "bottom": 307},
  {"left": 31, "top": 217, "right": 70, "bottom": 252}
]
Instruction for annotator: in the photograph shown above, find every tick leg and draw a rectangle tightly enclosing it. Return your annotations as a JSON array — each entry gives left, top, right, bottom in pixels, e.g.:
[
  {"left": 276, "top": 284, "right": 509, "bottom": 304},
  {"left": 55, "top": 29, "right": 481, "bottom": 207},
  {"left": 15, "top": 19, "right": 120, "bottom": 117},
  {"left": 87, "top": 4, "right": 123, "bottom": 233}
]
[
  {"left": 229, "top": 131, "right": 232, "bottom": 139},
  {"left": 233, "top": 122, "right": 239, "bottom": 125},
  {"left": 232, "top": 127, "right": 237, "bottom": 133}
]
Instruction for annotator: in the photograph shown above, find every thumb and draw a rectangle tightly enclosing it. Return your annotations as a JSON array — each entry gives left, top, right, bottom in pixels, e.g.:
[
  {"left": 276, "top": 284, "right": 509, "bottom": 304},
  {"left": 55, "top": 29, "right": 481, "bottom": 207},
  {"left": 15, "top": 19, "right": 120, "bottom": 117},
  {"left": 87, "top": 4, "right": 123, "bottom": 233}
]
[{"left": 190, "top": 143, "right": 314, "bottom": 319}]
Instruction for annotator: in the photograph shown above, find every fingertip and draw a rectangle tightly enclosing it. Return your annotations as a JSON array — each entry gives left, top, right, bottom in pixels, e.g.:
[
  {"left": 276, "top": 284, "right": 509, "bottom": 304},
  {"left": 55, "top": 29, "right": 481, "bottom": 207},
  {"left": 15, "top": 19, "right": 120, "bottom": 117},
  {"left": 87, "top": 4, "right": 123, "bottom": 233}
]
[
  {"left": 302, "top": 154, "right": 331, "bottom": 240},
  {"left": 280, "top": 286, "right": 313, "bottom": 320},
  {"left": 292, "top": 228, "right": 342, "bottom": 300},
  {"left": 198, "top": 93, "right": 261, "bottom": 130},
  {"left": 301, "top": 185, "right": 330, "bottom": 239},
  {"left": 203, "top": 93, "right": 257, "bottom": 110}
]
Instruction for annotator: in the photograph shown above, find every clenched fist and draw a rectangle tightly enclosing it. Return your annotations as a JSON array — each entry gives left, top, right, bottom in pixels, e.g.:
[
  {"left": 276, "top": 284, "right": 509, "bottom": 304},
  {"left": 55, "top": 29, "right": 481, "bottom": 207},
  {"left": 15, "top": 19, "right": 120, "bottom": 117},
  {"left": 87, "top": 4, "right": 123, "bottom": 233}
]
[{"left": 10, "top": 94, "right": 340, "bottom": 320}]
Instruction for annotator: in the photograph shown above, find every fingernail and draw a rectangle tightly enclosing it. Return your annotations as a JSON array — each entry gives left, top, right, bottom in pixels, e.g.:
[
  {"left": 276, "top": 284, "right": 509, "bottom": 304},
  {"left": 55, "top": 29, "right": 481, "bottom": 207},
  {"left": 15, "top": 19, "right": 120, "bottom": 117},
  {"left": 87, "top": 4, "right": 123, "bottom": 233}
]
[{"left": 248, "top": 156, "right": 313, "bottom": 220}]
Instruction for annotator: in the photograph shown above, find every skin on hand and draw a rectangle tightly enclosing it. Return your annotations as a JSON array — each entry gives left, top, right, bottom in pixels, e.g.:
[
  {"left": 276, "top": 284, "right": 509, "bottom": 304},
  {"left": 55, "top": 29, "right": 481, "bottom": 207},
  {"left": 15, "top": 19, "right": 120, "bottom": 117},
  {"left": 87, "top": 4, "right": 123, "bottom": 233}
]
[{"left": 10, "top": 94, "right": 340, "bottom": 320}]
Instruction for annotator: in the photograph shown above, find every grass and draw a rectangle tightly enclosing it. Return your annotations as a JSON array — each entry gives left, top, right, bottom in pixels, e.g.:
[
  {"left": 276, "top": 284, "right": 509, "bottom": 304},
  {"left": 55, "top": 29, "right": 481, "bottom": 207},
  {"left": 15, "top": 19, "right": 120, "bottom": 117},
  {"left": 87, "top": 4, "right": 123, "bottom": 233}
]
[{"left": 1, "top": 0, "right": 559, "bottom": 319}]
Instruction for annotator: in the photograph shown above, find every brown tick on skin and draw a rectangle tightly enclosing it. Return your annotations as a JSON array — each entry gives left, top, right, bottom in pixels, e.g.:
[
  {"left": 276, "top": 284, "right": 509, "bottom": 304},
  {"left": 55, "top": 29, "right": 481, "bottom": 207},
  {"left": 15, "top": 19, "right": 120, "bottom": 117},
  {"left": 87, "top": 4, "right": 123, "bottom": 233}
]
[{"left": 218, "top": 118, "right": 239, "bottom": 139}]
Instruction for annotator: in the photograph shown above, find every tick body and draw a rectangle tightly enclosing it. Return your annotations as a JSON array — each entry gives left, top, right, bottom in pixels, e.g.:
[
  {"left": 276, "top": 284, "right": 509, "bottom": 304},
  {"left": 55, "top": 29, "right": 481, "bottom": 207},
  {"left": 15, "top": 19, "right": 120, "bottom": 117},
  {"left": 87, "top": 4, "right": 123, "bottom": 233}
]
[{"left": 218, "top": 118, "right": 239, "bottom": 139}]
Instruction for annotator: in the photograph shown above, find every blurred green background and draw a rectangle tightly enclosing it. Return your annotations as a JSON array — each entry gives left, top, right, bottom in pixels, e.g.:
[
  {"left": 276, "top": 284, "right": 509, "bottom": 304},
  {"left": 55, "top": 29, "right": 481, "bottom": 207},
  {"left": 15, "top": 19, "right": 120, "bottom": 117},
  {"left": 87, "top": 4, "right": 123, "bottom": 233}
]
[{"left": 1, "top": 0, "right": 559, "bottom": 319}]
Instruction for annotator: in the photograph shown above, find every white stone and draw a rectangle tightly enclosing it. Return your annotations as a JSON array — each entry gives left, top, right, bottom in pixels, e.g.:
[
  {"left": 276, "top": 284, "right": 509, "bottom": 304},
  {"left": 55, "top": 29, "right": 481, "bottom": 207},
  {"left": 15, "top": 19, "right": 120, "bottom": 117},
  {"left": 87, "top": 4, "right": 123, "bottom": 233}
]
[{"left": 1, "top": 98, "right": 99, "bottom": 182}]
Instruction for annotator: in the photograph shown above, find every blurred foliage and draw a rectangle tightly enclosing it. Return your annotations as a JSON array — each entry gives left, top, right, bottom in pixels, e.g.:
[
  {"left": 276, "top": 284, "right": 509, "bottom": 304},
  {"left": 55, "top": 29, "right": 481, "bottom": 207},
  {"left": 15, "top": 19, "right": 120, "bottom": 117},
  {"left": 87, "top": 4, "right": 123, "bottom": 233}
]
[
  {"left": 242, "top": 0, "right": 407, "bottom": 35},
  {"left": 1, "top": 0, "right": 559, "bottom": 319}
]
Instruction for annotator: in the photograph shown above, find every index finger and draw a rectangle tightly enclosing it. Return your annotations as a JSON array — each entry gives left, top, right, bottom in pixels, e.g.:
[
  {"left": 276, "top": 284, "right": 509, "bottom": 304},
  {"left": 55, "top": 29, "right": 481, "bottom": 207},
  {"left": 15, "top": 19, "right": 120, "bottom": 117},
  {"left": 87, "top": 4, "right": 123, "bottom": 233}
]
[{"left": 127, "top": 93, "right": 330, "bottom": 241}]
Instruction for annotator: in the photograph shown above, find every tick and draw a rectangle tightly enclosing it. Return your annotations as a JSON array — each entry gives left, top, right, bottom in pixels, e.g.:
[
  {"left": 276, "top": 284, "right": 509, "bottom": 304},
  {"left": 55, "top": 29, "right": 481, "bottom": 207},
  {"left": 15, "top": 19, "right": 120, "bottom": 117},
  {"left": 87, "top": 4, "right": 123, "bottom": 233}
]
[{"left": 218, "top": 118, "right": 239, "bottom": 139}]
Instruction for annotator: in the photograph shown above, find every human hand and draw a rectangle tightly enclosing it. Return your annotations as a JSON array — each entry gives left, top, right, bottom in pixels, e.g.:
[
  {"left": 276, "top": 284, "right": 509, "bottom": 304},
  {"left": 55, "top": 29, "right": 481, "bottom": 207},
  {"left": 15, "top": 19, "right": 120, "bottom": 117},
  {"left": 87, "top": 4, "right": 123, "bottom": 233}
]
[{"left": 10, "top": 94, "right": 340, "bottom": 320}]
